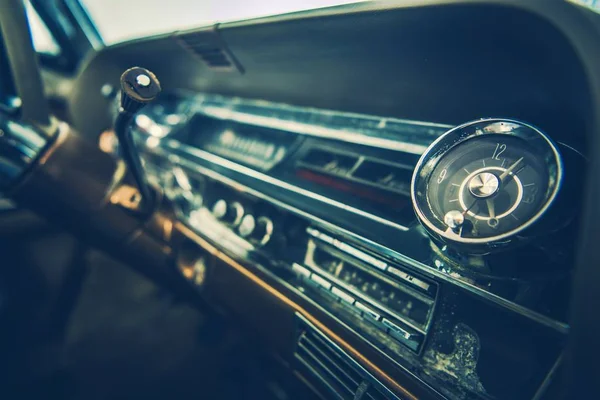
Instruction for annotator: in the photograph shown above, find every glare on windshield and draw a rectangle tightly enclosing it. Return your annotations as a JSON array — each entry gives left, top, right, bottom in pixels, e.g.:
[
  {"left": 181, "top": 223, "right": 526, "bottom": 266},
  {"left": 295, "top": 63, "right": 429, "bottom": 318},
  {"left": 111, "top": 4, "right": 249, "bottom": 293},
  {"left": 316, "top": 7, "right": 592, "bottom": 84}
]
[{"left": 80, "top": 0, "right": 367, "bottom": 45}]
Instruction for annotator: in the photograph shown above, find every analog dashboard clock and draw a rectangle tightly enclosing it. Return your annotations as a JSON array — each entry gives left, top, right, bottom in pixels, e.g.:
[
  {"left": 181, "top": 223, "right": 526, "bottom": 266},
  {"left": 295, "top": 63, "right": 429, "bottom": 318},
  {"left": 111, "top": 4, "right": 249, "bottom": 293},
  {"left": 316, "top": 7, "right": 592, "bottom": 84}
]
[{"left": 411, "top": 119, "right": 563, "bottom": 254}]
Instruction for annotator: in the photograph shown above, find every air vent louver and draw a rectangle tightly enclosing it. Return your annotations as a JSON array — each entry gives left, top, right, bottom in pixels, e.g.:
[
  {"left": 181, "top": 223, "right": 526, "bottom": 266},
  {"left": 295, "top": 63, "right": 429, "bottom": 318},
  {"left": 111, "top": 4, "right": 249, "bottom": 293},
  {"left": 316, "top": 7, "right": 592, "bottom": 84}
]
[
  {"left": 297, "top": 329, "right": 362, "bottom": 398},
  {"left": 175, "top": 29, "right": 244, "bottom": 73},
  {"left": 295, "top": 314, "right": 400, "bottom": 400}
]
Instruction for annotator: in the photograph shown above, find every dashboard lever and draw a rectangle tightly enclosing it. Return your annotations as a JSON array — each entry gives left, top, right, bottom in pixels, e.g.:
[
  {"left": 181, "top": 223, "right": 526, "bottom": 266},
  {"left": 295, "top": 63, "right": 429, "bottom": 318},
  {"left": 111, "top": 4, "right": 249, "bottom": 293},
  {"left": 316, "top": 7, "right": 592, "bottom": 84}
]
[{"left": 114, "top": 66, "right": 162, "bottom": 213}]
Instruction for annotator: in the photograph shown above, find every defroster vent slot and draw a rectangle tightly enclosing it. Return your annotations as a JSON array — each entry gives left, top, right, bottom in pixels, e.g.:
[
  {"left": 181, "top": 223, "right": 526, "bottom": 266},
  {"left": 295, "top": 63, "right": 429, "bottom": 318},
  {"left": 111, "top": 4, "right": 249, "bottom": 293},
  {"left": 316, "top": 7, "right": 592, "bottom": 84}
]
[{"left": 175, "top": 28, "right": 244, "bottom": 73}]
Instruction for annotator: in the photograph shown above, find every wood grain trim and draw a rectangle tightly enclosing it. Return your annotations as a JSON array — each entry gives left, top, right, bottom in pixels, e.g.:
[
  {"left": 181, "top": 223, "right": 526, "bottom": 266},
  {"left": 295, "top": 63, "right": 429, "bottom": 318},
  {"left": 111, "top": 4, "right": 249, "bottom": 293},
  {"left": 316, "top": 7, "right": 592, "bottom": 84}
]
[{"left": 176, "top": 222, "right": 418, "bottom": 400}]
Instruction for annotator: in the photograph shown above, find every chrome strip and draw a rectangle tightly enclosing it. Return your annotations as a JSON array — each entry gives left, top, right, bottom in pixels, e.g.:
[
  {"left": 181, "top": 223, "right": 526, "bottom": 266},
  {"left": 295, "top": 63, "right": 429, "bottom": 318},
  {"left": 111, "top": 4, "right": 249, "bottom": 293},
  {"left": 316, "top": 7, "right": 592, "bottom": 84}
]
[
  {"left": 196, "top": 105, "right": 432, "bottom": 154},
  {"left": 148, "top": 145, "right": 570, "bottom": 334},
  {"left": 307, "top": 227, "right": 432, "bottom": 293},
  {"left": 188, "top": 93, "right": 452, "bottom": 154},
  {"left": 163, "top": 139, "right": 411, "bottom": 231}
]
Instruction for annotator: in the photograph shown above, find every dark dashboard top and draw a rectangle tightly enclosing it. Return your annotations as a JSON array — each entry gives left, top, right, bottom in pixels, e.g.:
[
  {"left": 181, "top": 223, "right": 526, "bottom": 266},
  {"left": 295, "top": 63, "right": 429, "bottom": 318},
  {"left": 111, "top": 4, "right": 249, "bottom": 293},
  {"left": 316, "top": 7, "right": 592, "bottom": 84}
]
[{"left": 69, "top": 0, "right": 599, "bottom": 156}]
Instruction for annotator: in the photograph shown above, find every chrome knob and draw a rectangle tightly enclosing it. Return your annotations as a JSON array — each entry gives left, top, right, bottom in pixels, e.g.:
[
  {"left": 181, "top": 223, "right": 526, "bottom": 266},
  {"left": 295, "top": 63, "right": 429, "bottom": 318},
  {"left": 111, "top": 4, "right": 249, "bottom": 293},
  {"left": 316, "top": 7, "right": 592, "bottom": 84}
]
[
  {"left": 212, "top": 200, "right": 244, "bottom": 225},
  {"left": 135, "top": 74, "right": 152, "bottom": 87},
  {"left": 468, "top": 172, "right": 500, "bottom": 198},
  {"left": 444, "top": 210, "right": 465, "bottom": 231},
  {"left": 238, "top": 215, "right": 273, "bottom": 245}
]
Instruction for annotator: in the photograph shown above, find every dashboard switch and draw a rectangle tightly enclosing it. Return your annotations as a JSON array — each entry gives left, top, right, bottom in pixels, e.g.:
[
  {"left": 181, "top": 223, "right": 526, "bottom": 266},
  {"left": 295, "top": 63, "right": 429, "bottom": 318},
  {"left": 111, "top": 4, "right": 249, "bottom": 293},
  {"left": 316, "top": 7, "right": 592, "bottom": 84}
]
[
  {"left": 331, "top": 287, "right": 355, "bottom": 305},
  {"left": 355, "top": 301, "right": 380, "bottom": 321},
  {"left": 382, "top": 318, "right": 421, "bottom": 352},
  {"left": 292, "top": 263, "right": 312, "bottom": 279},
  {"left": 382, "top": 318, "right": 414, "bottom": 340},
  {"left": 310, "top": 274, "right": 332, "bottom": 290}
]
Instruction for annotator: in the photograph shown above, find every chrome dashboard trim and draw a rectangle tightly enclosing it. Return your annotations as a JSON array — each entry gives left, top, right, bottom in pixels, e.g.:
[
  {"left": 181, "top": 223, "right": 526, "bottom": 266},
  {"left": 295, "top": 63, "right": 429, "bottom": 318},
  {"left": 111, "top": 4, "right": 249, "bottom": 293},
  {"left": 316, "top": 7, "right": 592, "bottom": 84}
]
[
  {"left": 196, "top": 106, "right": 431, "bottom": 154},
  {"left": 163, "top": 139, "right": 411, "bottom": 231},
  {"left": 147, "top": 143, "right": 570, "bottom": 335},
  {"left": 189, "top": 93, "right": 452, "bottom": 155},
  {"left": 307, "top": 227, "right": 432, "bottom": 294}
]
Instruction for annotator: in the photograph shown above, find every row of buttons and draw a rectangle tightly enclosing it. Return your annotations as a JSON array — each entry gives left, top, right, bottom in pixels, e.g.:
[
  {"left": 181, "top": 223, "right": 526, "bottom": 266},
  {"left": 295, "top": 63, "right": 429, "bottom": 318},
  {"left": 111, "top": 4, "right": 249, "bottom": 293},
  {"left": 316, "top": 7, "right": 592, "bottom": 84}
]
[
  {"left": 291, "top": 263, "right": 421, "bottom": 351},
  {"left": 305, "top": 240, "right": 432, "bottom": 329},
  {"left": 306, "top": 228, "right": 432, "bottom": 293}
]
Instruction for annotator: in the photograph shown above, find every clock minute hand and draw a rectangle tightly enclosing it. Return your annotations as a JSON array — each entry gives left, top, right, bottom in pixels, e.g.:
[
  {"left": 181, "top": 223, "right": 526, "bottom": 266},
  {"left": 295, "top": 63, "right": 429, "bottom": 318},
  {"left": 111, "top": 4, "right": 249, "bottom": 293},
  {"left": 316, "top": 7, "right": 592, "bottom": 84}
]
[{"left": 499, "top": 157, "right": 524, "bottom": 183}]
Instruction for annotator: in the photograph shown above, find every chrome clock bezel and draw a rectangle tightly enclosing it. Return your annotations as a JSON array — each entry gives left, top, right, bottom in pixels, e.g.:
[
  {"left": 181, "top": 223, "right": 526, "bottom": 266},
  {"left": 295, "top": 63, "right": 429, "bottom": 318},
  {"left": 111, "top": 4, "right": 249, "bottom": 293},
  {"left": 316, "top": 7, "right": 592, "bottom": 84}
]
[{"left": 410, "top": 118, "right": 563, "bottom": 250}]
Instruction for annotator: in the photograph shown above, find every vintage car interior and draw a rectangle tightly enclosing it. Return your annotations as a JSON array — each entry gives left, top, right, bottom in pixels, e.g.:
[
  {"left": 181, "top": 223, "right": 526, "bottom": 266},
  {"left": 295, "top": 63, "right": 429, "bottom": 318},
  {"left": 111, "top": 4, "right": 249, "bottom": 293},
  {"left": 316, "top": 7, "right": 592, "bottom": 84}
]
[{"left": 1, "top": 0, "right": 600, "bottom": 399}]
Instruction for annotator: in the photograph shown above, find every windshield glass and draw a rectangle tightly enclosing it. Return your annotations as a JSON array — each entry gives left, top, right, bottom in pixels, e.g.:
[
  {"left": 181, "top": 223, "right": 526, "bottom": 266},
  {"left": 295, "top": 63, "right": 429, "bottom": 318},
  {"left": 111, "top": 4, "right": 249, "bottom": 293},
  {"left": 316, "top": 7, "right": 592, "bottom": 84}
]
[{"left": 80, "top": 0, "right": 366, "bottom": 45}]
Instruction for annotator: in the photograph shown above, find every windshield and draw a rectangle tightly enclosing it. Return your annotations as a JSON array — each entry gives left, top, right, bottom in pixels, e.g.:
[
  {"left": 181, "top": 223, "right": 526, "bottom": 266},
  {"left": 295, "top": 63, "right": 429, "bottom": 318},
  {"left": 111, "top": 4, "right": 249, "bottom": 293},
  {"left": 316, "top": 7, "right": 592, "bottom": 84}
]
[{"left": 80, "top": 0, "right": 366, "bottom": 45}]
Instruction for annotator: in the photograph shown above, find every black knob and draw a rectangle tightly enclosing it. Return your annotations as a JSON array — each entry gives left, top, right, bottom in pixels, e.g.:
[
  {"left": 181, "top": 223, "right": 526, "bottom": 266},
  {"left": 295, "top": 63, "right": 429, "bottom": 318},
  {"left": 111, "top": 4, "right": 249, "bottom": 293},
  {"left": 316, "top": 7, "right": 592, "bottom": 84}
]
[
  {"left": 120, "top": 67, "right": 162, "bottom": 114},
  {"left": 238, "top": 215, "right": 273, "bottom": 245},
  {"left": 212, "top": 200, "right": 244, "bottom": 225}
]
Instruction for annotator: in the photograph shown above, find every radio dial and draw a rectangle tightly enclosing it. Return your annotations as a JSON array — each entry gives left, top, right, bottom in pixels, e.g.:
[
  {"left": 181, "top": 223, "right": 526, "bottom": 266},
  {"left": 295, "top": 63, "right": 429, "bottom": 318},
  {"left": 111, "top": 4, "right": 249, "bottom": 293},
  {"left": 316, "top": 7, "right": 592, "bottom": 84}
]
[
  {"left": 238, "top": 215, "right": 273, "bottom": 245},
  {"left": 212, "top": 200, "right": 244, "bottom": 225}
]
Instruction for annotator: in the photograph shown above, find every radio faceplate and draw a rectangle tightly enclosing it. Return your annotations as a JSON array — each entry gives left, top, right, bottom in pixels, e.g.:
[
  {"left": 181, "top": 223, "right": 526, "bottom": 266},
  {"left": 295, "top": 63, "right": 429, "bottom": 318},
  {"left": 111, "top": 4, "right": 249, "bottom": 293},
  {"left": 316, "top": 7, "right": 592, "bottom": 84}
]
[{"left": 292, "top": 230, "right": 437, "bottom": 353}]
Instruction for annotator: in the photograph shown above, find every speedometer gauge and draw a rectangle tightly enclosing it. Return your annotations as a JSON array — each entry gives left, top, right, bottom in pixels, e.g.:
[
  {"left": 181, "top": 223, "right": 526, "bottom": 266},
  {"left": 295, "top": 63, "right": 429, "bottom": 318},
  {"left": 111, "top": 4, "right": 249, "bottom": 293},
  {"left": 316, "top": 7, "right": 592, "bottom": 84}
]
[{"left": 411, "top": 119, "right": 562, "bottom": 253}]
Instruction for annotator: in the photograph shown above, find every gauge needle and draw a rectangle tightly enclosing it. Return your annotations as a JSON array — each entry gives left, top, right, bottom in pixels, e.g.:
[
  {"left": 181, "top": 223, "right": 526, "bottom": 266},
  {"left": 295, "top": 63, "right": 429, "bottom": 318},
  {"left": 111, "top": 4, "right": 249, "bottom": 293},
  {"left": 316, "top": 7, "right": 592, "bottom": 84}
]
[
  {"left": 499, "top": 157, "right": 524, "bottom": 182},
  {"left": 462, "top": 199, "right": 478, "bottom": 216},
  {"left": 486, "top": 198, "right": 496, "bottom": 218}
]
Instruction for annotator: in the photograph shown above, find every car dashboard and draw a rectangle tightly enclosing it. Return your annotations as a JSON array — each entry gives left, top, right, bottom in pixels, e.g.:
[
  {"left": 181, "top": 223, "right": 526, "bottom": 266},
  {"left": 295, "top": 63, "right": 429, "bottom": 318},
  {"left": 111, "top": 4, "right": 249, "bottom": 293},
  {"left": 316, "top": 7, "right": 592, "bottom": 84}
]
[
  {"left": 115, "top": 90, "right": 575, "bottom": 400},
  {"left": 53, "top": 1, "right": 600, "bottom": 399}
]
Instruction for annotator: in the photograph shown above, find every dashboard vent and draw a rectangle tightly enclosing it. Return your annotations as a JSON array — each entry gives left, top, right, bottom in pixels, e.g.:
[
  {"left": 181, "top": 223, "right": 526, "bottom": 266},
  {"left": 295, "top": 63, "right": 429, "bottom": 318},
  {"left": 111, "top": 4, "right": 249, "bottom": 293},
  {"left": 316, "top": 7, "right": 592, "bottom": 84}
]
[
  {"left": 175, "top": 28, "right": 244, "bottom": 73},
  {"left": 294, "top": 314, "right": 399, "bottom": 400},
  {"left": 296, "top": 147, "right": 414, "bottom": 195}
]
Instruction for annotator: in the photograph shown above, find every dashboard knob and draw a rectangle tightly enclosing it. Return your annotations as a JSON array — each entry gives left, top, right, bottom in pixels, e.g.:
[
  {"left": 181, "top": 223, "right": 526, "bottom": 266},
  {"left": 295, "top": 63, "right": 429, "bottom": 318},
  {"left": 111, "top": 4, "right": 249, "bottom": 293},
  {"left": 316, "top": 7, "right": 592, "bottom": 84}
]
[
  {"left": 238, "top": 215, "right": 274, "bottom": 245},
  {"left": 212, "top": 200, "right": 244, "bottom": 225}
]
